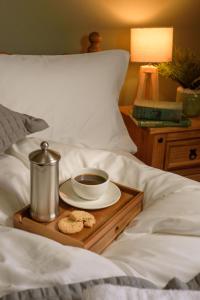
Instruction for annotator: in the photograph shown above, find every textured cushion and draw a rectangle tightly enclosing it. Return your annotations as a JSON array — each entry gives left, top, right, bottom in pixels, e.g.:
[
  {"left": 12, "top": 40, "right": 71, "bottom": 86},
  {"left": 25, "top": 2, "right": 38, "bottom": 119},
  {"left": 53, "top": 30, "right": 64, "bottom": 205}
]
[
  {"left": 0, "top": 51, "right": 137, "bottom": 153},
  {"left": 0, "top": 104, "right": 48, "bottom": 153}
]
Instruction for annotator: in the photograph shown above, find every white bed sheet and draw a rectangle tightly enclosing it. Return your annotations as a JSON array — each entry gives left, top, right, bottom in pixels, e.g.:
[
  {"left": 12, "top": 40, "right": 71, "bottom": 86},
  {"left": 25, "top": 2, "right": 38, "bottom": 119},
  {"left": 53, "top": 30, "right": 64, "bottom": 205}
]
[
  {"left": 1, "top": 137, "right": 200, "bottom": 296},
  {"left": 84, "top": 284, "right": 200, "bottom": 300},
  {"left": 0, "top": 226, "right": 125, "bottom": 298}
]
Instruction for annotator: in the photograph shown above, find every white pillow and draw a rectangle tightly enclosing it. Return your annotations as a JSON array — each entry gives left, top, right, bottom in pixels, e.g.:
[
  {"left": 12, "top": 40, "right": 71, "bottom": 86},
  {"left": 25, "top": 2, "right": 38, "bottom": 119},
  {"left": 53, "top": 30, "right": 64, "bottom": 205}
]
[{"left": 0, "top": 50, "right": 137, "bottom": 153}]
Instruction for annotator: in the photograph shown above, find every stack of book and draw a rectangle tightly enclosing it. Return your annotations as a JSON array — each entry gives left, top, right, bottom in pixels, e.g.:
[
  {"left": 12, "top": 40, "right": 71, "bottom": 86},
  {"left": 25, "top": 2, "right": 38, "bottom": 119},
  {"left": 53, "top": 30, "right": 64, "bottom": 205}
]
[{"left": 132, "top": 100, "right": 191, "bottom": 128}]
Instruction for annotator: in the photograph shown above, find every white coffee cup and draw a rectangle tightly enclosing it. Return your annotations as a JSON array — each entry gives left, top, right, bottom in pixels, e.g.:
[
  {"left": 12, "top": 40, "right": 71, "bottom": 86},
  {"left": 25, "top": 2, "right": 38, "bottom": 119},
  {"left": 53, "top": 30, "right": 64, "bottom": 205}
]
[{"left": 71, "top": 168, "right": 109, "bottom": 200}]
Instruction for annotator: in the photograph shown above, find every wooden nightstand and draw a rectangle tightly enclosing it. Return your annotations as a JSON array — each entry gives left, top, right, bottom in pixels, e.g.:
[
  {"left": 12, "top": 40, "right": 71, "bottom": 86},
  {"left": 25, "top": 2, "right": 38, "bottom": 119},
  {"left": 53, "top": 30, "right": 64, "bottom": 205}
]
[{"left": 120, "top": 105, "right": 200, "bottom": 182}]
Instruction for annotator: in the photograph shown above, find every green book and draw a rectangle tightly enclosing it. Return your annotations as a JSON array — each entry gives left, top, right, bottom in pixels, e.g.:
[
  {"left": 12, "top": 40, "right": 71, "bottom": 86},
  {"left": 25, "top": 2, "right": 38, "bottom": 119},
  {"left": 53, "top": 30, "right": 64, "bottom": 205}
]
[
  {"left": 130, "top": 115, "right": 191, "bottom": 128},
  {"left": 133, "top": 100, "right": 183, "bottom": 122}
]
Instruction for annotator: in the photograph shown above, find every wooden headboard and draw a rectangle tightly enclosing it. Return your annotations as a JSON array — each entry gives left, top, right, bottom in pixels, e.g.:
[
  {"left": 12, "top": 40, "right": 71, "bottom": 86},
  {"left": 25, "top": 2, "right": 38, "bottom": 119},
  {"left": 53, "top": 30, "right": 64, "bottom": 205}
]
[{"left": 87, "top": 32, "right": 102, "bottom": 53}]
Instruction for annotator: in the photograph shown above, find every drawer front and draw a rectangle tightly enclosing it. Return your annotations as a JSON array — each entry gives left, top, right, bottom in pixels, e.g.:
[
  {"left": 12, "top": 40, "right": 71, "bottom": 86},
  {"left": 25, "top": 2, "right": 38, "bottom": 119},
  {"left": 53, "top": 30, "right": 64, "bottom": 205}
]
[
  {"left": 173, "top": 168, "right": 200, "bottom": 182},
  {"left": 89, "top": 201, "right": 142, "bottom": 254},
  {"left": 165, "top": 139, "right": 200, "bottom": 170}
]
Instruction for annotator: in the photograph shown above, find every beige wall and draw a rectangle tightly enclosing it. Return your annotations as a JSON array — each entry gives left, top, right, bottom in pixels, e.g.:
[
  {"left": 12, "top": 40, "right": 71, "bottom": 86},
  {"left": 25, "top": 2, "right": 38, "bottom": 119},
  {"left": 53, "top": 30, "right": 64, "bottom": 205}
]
[{"left": 0, "top": 0, "right": 199, "bottom": 104}]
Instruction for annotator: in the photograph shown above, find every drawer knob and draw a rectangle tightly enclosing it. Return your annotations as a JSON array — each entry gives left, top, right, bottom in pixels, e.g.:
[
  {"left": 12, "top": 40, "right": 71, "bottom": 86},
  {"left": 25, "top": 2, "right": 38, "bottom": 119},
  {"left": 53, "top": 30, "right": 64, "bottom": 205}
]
[
  {"left": 189, "top": 148, "right": 197, "bottom": 160},
  {"left": 158, "top": 137, "right": 164, "bottom": 143},
  {"left": 115, "top": 225, "right": 120, "bottom": 233}
]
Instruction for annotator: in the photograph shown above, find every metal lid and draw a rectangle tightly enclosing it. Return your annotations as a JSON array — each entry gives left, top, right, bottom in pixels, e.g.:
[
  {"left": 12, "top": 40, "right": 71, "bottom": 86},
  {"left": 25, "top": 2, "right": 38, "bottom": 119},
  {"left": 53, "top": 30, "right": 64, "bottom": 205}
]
[{"left": 29, "top": 141, "right": 61, "bottom": 166}]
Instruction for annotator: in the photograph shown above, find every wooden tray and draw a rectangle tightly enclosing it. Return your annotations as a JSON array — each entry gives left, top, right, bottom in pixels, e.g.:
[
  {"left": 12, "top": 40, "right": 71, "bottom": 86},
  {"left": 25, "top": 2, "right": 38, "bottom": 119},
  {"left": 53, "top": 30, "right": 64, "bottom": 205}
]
[{"left": 13, "top": 181, "right": 143, "bottom": 254}]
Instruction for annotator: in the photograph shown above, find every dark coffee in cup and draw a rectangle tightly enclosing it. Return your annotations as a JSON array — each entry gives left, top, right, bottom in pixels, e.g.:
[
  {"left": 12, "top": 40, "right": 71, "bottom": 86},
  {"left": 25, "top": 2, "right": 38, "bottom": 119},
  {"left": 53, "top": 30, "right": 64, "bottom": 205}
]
[
  {"left": 75, "top": 174, "right": 106, "bottom": 185},
  {"left": 72, "top": 168, "right": 109, "bottom": 200}
]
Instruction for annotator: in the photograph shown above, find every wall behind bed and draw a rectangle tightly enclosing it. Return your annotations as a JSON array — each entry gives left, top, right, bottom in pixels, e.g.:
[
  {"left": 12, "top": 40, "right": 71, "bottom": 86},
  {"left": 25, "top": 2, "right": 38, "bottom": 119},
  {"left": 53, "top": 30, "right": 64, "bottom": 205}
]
[{"left": 0, "top": 0, "right": 199, "bottom": 105}]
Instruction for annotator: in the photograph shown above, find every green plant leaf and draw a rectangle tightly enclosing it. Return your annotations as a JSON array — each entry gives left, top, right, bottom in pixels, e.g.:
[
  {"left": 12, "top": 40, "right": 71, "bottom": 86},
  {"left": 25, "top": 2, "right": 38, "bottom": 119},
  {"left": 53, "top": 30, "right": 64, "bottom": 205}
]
[{"left": 157, "top": 48, "right": 200, "bottom": 90}]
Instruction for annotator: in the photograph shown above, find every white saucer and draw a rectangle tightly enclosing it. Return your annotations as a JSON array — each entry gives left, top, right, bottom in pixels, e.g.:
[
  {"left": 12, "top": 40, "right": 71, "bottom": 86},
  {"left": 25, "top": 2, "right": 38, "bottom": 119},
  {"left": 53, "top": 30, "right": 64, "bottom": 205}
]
[{"left": 59, "top": 180, "right": 121, "bottom": 210}]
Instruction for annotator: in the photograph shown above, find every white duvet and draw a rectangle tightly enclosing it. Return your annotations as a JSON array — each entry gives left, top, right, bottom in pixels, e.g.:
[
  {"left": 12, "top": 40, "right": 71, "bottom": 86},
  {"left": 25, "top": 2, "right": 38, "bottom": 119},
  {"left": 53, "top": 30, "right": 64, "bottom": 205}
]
[
  {"left": 85, "top": 284, "right": 200, "bottom": 300},
  {"left": 1, "top": 137, "right": 200, "bottom": 298}
]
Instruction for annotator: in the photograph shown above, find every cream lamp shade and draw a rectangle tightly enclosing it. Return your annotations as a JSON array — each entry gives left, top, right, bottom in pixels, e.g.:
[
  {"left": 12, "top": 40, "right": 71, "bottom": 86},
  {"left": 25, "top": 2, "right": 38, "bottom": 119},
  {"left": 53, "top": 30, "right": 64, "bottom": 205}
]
[
  {"left": 131, "top": 27, "right": 173, "bottom": 102},
  {"left": 131, "top": 27, "right": 173, "bottom": 63}
]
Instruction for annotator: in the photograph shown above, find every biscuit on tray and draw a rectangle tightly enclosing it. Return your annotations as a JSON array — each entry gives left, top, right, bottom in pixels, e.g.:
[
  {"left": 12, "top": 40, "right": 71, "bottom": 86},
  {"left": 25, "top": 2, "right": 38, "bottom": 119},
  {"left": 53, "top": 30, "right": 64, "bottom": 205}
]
[
  {"left": 58, "top": 210, "right": 96, "bottom": 234},
  {"left": 70, "top": 210, "right": 96, "bottom": 228},
  {"left": 58, "top": 217, "right": 84, "bottom": 234}
]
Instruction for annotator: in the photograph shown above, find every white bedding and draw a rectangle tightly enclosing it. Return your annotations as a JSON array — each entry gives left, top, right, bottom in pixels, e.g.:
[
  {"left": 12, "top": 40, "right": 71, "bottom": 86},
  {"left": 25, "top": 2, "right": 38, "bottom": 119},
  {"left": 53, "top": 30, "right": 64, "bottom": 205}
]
[
  {"left": 0, "top": 226, "right": 125, "bottom": 297},
  {"left": 84, "top": 284, "right": 200, "bottom": 300},
  {"left": 1, "top": 137, "right": 200, "bottom": 297}
]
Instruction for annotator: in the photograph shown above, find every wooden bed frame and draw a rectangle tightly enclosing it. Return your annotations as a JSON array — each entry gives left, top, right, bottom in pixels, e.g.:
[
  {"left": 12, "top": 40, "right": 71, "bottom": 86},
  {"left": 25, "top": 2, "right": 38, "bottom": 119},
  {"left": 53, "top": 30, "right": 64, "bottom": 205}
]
[{"left": 86, "top": 32, "right": 102, "bottom": 53}]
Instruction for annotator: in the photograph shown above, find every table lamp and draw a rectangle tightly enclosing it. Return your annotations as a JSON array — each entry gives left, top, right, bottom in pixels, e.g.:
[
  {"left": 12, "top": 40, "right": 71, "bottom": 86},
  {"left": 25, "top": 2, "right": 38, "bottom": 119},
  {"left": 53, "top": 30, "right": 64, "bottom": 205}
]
[{"left": 131, "top": 27, "right": 173, "bottom": 102}]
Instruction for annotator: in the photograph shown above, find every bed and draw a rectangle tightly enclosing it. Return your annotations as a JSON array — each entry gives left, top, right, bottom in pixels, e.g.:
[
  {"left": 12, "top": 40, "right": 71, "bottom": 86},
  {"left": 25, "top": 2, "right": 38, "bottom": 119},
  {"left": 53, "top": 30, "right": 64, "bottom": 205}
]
[{"left": 0, "top": 41, "right": 200, "bottom": 300}]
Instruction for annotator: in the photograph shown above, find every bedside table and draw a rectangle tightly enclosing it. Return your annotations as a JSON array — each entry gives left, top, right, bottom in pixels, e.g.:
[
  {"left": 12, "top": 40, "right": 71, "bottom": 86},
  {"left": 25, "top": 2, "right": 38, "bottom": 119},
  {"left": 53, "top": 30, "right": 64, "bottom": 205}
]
[{"left": 120, "top": 105, "right": 200, "bottom": 182}]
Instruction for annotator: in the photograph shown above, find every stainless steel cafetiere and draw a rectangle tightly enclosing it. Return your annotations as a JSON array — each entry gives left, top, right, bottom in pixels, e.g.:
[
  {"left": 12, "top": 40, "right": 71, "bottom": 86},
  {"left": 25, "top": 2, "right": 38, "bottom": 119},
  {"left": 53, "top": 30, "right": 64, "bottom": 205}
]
[{"left": 29, "top": 141, "right": 61, "bottom": 222}]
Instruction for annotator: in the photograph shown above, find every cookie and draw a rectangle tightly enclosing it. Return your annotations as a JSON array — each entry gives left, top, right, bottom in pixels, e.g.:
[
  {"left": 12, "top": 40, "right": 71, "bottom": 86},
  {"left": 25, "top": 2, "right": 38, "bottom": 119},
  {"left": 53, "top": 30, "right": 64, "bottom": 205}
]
[
  {"left": 70, "top": 210, "right": 96, "bottom": 228},
  {"left": 84, "top": 218, "right": 96, "bottom": 228},
  {"left": 58, "top": 217, "right": 84, "bottom": 234}
]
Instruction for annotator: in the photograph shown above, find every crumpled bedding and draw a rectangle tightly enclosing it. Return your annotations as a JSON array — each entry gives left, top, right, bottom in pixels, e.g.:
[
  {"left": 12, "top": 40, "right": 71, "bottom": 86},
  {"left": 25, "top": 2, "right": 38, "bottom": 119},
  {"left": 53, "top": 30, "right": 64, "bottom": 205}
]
[
  {"left": 2, "top": 273, "right": 200, "bottom": 300},
  {"left": 1, "top": 137, "right": 200, "bottom": 297},
  {"left": 85, "top": 284, "right": 200, "bottom": 300},
  {"left": 0, "top": 226, "right": 125, "bottom": 298}
]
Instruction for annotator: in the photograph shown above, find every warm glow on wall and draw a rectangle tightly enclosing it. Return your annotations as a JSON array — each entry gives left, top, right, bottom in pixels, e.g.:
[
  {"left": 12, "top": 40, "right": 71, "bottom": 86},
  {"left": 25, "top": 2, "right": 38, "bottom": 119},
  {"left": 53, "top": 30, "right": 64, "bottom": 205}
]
[
  {"left": 102, "top": 0, "right": 172, "bottom": 25},
  {"left": 131, "top": 27, "right": 173, "bottom": 63}
]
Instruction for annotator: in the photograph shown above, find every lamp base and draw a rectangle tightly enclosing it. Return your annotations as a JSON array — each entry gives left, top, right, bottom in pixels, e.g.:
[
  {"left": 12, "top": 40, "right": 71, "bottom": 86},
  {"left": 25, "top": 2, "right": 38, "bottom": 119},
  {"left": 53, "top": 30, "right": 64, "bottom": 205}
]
[{"left": 135, "top": 65, "right": 159, "bottom": 102}]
